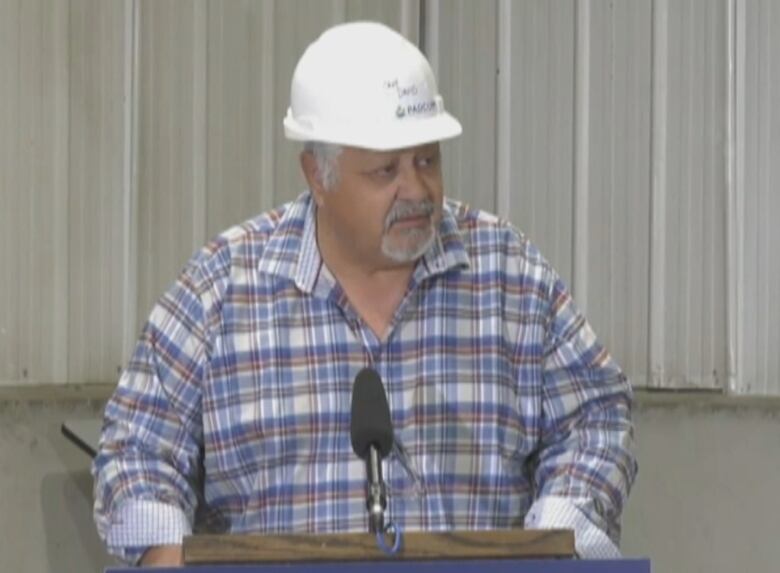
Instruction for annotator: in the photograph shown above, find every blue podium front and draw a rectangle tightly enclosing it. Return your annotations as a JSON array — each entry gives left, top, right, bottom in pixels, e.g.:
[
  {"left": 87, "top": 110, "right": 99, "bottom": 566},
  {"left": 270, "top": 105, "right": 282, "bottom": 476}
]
[{"left": 107, "top": 559, "right": 650, "bottom": 573}]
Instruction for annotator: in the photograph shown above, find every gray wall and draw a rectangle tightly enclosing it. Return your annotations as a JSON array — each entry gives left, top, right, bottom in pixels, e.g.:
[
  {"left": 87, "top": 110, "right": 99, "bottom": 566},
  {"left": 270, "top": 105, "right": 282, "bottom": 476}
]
[
  {"left": 2, "top": 0, "right": 779, "bottom": 394},
  {"left": 622, "top": 397, "right": 780, "bottom": 573},
  {"left": 0, "top": 397, "right": 111, "bottom": 573},
  {"left": 1, "top": 392, "right": 778, "bottom": 573}
]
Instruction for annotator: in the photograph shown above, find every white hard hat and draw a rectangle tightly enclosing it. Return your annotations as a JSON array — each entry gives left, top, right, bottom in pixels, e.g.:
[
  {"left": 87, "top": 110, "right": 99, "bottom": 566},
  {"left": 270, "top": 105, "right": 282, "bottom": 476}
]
[{"left": 284, "top": 21, "right": 462, "bottom": 151}]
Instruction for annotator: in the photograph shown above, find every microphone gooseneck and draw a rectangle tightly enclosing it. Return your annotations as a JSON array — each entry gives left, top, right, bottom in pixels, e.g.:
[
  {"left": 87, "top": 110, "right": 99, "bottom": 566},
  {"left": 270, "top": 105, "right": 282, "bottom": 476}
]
[{"left": 366, "top": 444, "right": 386, "bottom": 533}]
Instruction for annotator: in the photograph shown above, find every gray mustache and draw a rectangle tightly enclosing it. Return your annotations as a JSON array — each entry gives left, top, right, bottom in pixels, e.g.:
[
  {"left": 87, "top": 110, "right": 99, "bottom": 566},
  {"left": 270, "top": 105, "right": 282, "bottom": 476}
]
[{"left": 384, "top": 200, "right": 435, "bottom": 230}]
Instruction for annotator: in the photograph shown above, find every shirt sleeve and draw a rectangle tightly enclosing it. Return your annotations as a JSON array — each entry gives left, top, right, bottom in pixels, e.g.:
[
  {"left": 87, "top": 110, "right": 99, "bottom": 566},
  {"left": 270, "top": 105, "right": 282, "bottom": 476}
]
[
  {"left": 92, "top": 269, "right": 208, "bottom": 564},
  {"left": 524, "top": 495, "right": 621, "bottom": 558},
  {"left": 529, "top": 271, "right": 638, "bottom": 557}
]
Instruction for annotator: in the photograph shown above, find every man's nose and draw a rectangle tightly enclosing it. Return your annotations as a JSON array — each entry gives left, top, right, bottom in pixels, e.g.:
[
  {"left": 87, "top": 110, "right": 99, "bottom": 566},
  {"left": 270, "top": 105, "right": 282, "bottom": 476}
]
[{"left": 395, "top": 161, "right": 428, "bottom": 201}]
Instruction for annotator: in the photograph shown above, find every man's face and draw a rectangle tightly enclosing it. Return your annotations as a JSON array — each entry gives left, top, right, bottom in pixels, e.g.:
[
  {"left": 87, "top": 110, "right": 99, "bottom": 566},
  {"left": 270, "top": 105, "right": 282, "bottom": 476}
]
[{"left": 316, "top": 142, "right": 444, "bottom": 267}]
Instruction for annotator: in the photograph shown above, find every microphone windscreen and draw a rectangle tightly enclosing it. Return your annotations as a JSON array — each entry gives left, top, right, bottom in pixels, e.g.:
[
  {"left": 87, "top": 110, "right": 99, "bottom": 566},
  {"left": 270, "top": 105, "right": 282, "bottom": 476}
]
[{"left": 350, "top": 368, "right": 393, "bottom": 459}]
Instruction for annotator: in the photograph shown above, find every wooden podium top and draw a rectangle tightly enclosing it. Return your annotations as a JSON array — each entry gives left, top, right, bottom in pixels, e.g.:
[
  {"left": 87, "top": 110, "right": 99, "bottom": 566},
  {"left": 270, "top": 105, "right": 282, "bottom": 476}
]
[{"left": 183, "top": 529, "right": 576, "bottom": 565}]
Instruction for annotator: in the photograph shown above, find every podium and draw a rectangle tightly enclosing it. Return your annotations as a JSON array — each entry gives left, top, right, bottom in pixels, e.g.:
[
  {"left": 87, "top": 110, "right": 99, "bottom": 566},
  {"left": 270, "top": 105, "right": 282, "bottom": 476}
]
[{"left": 105, "top": 530, "right": 650, "bottom": 572}]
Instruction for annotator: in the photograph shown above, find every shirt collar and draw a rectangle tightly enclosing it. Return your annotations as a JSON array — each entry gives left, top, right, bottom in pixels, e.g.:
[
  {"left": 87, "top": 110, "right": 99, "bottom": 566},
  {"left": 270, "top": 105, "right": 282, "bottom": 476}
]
[
  {"left": 414, "top": 200, "right": 471, "bottom": 283},
  {"left": 257, "top": 192, "right": 471, "bottom": 293}
]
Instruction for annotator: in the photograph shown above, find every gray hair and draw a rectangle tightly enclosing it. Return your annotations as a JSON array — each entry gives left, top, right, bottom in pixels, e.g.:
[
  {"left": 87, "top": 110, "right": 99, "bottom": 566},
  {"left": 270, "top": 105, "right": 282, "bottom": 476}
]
[{"left": 304, "top": 141, "right": 343, "bottom": 191}]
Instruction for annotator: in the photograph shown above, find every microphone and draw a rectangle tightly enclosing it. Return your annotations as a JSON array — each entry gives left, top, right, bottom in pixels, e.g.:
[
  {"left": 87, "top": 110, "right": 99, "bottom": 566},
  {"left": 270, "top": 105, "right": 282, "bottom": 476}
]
[{"left": 350, "top": 367, "right": 393, "bottom": 533}]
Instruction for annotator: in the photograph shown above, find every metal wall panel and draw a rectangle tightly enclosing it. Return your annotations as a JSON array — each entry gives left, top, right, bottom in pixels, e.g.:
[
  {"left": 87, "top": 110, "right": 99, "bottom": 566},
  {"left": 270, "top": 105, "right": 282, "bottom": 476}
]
[
  {"left": 657, "top": 0, "right": 728, "bottom": 388},
  {"left": 67, "top": 0, "right": 129, "bottom": 383},
  {"left": 1, "top": 0, "right": 24, "bottom": 383},
  {"left": 0, "top": 0, "right": 70, "bottom": 384},
  {"left": 429, "top": 0, "right": 728, "bottom": 390},
  {"left": 736, "top": 0, "right": 780, "bottom": 395},
  {"left": 206, "top": 0, "right": 275, "bottom": 240},
  {"left": 505, "top": 0, "right": 576, "bottom": 286},
  {"left": 425, "top": 0, "right": 498, "bottom": 213},
  {"left": 585, "top": 1, "right": 653, "bottom": 385},
  {"left": 1, "top": 0, "right": 777, "bottom": 394},
  {"left": 135, "top": 0, "right": 206, "bottom": 327}
]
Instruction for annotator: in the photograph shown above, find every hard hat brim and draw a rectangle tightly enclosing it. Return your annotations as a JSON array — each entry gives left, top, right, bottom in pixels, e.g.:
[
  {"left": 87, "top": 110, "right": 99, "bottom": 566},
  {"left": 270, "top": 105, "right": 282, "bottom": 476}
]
[{"left": 284, "top": 109, "right": 463, "bottom": 151}]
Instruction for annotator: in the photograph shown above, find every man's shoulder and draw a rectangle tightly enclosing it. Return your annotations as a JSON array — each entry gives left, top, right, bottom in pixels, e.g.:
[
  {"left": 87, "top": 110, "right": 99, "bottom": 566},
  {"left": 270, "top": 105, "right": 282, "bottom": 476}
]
[
  {"left": 184, "top": 193, "right": 310, "bottom": 287},
  {"left": 209, "top": 197, "right": 304, "bottom": 250},
  {"left": 443, "top": 198, "right": 548, "bottom": 269}
]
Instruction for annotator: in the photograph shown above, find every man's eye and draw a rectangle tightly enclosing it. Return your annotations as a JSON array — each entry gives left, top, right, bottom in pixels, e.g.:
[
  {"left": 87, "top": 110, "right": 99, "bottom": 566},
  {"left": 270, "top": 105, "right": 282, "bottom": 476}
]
[
  {"left": 373, "top": 164, "right": 396, "bottom": 178},
  {"left": 416, "top": 154, "right": 438, "bottom": 168}
]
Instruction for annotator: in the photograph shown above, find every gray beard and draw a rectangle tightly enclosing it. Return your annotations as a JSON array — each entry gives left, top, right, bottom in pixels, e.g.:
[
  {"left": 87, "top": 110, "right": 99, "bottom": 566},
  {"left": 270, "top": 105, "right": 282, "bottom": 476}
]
[{"left": 381, "top": 226, "right": 436, "bottom": 263}]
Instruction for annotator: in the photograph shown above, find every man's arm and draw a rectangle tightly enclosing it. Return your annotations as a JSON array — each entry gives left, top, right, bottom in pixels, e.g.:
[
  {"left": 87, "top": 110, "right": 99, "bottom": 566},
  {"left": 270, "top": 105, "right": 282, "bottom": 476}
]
[
  {"left": 141, "top": 545, "right": 184, "bottom": 566},
  {"left": 524, "top": 273, "right": 638, "bottom": 558},
  {"left": 93, "top": 269, "right": 209, "bottom": 564}
]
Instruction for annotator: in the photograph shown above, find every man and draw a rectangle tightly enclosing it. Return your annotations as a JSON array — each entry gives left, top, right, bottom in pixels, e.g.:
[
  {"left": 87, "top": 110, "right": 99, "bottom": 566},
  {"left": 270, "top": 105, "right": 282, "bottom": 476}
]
[{"left": 93, "top": 22, "right": 637, "bottom": 566}]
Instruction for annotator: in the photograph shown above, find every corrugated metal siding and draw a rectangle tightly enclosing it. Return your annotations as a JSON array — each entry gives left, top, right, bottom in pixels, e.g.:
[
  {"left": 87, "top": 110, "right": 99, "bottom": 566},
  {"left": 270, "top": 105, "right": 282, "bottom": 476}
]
[
  {"left": 735, "top": 0, "right": 780, "bottom": 394},
  {"left": 67, "top": 0, "right": 129, "bottom": 383},
  {"left": 2, "top": 0, "right": 28, "bottom": 383},
  {"left": 430, "top": 0, "right": 727, "bottom": 389},
  {"left": 0, "top": 0, "right": 124, "bottom": 384},
  {"left": 425, "top": 0, "right": 498, "bottom": 213},
  {"left": 0, "top": 0, "right": 777, "bottom": 394},
  {"left": 207, "top": 0, "right": 276, "bottom": 240},
  {"left": 584, "top": 0, "right": 653, "bottom": 386},
  {"left": 505, "top": 0, "right": 575, "bottom": 286},
  {"left": 135, "top": 0, "right": 205, "bottom": 326},
  {"left": 658, "top": 0, "right": 728, "bottom": 389}
]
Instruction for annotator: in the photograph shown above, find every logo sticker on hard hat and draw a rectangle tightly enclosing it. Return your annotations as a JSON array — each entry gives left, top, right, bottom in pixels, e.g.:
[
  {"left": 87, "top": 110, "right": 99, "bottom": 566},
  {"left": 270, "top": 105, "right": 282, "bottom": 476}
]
[{"left": 403, "top": 101, "right": 437, "bottom": 116}]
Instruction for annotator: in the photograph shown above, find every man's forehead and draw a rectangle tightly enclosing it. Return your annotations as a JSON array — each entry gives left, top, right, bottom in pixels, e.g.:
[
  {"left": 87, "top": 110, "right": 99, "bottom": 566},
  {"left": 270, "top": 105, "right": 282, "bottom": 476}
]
[{"left": 342, "top": 142, "right": 440, "bottom": 160}]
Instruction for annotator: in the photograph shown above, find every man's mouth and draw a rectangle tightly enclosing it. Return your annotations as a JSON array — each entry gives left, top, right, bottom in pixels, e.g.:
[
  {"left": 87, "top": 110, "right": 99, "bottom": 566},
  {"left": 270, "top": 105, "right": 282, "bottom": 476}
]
[
  {"left": 391, "top": 214, "right": 430, "bottom": 228},
  {"left": 384, "top": 200, "right": 435, "bottom": 231}
]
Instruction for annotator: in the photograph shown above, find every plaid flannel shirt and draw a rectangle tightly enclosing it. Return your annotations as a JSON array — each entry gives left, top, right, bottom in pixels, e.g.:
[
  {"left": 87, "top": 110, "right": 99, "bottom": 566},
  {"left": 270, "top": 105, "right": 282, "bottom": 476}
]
[{"left": 93, "top": 192, "right": 637, "bottom": 564}]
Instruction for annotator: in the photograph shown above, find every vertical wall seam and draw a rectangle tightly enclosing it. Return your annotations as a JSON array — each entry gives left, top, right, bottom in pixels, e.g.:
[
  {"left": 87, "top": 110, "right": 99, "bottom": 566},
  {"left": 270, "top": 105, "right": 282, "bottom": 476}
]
[
  {"left": 400, "top": 0, "right": 418, "bottom": 44},
  {"left": 20, "top": 0, "right": 35, "bottom": 383},
  {"left": 683, "top": 1, "right": 693, "bottom": 384},
  {"left": 260, "top": 0, "right": 275, "bottom": 211},
  {"left": 758, "top": 0, "right": 769, "bottom": 392},
  {"left": 763, "top": 0, "right": 773, "bottom": 391},
  {"left": 52, "top": 0, "right": 70, "bottom": 382},
  {"left": 12, "top": 0, "right": 22, "bottom": 383},
  {"left": 121, "top": 0, "right": 140, "bottom": 366},
  {"left": 573, "top": 0, "right": 590, "bottom": 311},
  {"left": 649, "top": 0, "right": 668, "bottom": 388},
  {"left": 726, "top": 0, "right": 737, "bottom": 392},
  {"left": 423, "top": 0, "right": 439, "bottom": 77},
  {"left": 727, "top": 0, "right": 746, "bottom": 394},
  {"left": 192, "top": 0, "right": 207, "bottom": 248},
  {"left": 495, "top": 0, "right": 511, "bottom": 219},
  {"left": 418, "top": 0, "right": 426, "bottom": 49},
  {"left": 726, "top": 0, "right": 738, "bottom": 392},
  {"left": 761, "top": 0, "right": 772, "bottom": 393}
]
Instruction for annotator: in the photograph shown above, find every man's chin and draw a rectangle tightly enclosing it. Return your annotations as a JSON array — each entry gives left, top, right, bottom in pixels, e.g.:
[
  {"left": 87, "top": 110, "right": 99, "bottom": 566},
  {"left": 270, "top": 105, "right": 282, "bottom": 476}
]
[{"left": 381, "top": 229, "right": 436, "bottom": 263}]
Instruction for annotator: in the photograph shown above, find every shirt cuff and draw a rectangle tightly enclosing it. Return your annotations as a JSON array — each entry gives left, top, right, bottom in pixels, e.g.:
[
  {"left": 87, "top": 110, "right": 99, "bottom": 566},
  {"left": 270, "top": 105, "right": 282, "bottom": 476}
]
[
  {"left": 524, "top": 495, "right": 621, "bottom": 559},
  {"left": 107, "top": 499, "right": 192, "bottom": 564}
]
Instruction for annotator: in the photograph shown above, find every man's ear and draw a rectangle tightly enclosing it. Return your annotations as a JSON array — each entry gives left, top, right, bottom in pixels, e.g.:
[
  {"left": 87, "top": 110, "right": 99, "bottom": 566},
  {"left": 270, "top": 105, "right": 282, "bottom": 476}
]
[{"left": 300, "top": 151, "right": 326, "bottom": 207}]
